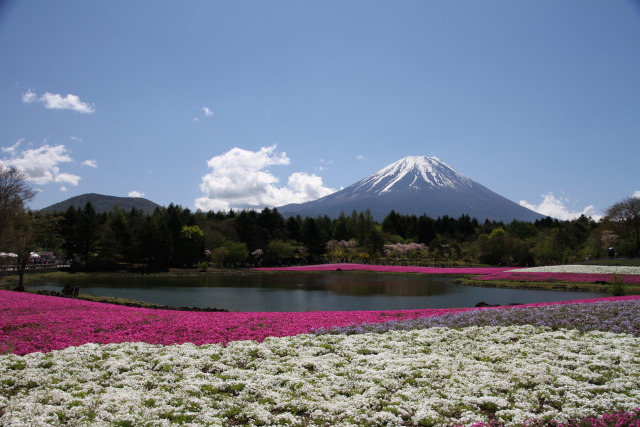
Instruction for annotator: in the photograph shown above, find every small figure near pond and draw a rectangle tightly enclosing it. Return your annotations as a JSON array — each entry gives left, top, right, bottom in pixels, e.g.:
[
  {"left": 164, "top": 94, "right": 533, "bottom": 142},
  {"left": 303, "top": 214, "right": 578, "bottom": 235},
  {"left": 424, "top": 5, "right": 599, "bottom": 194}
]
[{"left": 61, "top": 283, "right": 79, "bottom": 297}]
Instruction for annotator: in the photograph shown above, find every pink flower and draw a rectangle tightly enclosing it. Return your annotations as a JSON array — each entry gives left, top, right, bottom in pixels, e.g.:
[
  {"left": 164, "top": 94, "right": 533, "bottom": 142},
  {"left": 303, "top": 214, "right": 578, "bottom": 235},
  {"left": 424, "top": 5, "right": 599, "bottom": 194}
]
[
  {"left": 255, "top": 263, "right": 513, "bottom": 275},
  {"left": 1, "top": 289, "right": 638, "bottom": 356}
]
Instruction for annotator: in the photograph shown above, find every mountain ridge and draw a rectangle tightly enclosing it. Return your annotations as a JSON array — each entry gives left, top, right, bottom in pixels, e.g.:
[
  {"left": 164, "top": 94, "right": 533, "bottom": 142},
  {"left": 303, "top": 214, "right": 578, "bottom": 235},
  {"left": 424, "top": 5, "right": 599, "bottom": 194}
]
[
  {"left": 39, "top": 193, "right": 161, "bottom": 215},
  {"left": 278, "top": 156, "right": 545, "bottom": 222}
]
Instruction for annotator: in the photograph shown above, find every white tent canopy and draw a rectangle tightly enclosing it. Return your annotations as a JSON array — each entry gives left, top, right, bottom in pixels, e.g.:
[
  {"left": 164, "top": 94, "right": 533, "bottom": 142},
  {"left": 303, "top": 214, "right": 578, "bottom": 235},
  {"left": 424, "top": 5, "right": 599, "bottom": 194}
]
[{"left": 0, "top": 252, "right": 18, "bottom": 258}]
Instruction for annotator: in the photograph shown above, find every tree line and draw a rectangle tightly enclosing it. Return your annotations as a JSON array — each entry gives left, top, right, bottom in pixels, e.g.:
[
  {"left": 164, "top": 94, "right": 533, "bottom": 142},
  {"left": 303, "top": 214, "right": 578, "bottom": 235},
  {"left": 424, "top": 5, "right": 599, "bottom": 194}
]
[{"left": 2, "top": 165, "right": 639, "bottom": 273}]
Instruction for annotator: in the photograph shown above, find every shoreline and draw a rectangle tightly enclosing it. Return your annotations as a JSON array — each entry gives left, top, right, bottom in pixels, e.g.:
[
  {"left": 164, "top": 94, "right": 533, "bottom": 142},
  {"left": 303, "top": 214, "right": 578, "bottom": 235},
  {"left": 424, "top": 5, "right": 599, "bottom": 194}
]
[{"left": 3, "top": 263, "right": 638, "bottom": 311}]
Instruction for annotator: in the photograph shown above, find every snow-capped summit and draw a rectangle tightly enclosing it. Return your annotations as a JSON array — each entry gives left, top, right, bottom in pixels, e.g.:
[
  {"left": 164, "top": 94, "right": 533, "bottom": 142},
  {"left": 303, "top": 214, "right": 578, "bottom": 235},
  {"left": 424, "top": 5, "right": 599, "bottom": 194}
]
[
  {"left": 351, "top": 156, "right": 472, "bottom": 195},
  {"left": 278, "top": 156, "right": 544, "bottom": 222}
]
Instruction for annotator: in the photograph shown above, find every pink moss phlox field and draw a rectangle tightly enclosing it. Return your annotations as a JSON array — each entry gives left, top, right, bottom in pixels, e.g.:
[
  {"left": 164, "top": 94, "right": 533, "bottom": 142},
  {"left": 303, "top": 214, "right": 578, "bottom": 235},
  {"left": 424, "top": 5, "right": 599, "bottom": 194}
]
[
  {"left": 476, "top": 271, "right": 640, "bottom": 284},
  {"left": 1, "top": 290, "right": 639, "bottom": 356},
  {"left": 0, "top": 290, "right": 478, "bottom": 355},
  {"left": 255, "top": 263, "right": 514, "bottom": 275},
  {"left": 467, "top": 407, "right": 640, "bottom": 427}
]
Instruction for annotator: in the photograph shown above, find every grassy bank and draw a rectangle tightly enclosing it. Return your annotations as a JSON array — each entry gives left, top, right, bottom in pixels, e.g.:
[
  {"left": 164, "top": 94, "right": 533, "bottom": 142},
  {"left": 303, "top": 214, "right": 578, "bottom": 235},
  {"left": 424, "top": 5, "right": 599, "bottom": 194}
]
[{"left": 457, "top": 277, "right": 640, "bottom": 294}]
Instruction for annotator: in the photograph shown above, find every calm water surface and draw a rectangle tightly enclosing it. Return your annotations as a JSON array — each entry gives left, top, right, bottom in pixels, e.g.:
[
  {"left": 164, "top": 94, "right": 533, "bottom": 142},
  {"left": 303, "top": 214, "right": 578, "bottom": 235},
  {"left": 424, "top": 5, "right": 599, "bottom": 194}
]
[{"left": 30, "top": 272, "right": 605, "bottom": 312}]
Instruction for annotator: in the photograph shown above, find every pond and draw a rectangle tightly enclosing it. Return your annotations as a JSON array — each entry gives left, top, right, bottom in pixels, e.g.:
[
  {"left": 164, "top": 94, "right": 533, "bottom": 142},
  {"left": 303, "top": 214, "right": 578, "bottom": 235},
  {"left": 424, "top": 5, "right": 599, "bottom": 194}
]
[{"left": 27, "top": 272, "right": 606, "bottom": 312}]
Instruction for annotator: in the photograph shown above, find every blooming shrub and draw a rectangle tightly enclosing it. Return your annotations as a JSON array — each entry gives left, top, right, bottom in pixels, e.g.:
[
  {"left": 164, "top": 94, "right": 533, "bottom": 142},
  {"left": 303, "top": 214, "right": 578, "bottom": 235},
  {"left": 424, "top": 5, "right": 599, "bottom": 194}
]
[{"left": 1, "top": 326, "right": 639, "bottom": 426}]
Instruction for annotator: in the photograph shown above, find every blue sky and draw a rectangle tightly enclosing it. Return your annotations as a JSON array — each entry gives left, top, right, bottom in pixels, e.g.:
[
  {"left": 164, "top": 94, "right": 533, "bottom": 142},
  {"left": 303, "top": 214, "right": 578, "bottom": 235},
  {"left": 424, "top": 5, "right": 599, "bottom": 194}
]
[{"left": 1, "top": 1, "right": 639, "bottom": 220}]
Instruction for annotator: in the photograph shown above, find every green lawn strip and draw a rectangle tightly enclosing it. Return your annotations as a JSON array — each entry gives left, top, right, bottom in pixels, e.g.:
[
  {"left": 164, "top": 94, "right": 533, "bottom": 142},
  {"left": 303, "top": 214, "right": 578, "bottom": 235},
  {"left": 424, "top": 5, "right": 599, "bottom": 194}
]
[{"left": 456, "top": 277, "right": 640, "bottom": 294}]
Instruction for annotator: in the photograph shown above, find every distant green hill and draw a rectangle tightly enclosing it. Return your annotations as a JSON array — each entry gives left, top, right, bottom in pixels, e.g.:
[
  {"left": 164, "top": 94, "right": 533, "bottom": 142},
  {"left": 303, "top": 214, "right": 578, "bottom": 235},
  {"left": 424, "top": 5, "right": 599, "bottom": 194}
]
[{"left": 39, "top": 193, "right": 162, "bottom": 215}]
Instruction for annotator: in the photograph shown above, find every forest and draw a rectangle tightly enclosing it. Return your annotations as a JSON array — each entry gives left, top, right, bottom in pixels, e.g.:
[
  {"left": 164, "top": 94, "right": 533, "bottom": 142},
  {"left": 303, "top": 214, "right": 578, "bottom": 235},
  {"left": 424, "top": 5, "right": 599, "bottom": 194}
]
[{"left": 21, "top": 194, "right": 640, "bottom": 271}]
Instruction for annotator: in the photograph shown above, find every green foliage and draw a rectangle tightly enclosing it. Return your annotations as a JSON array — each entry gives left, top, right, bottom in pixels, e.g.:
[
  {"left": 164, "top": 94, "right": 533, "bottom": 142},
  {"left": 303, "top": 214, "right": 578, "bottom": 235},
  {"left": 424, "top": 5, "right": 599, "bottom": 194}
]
[
  {"left": 27, "top": 197, "right": 640, "bottom": 269},
  {"left": 604, "top": 196, "right": 640, "bottom": 257},
  {"left": 263, "top": 240, "right": 297, "bottom": 265},
  {"left": 178, "top": 225, "right": 205, "bottom": 267},
  {"left": 608, "top": 273, "right": 627, "bottom": 296}
]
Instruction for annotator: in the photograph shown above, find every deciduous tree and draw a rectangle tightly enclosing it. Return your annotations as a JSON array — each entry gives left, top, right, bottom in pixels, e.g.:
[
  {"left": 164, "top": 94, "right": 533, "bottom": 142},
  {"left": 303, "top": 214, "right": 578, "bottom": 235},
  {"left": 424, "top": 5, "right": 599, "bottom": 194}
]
[
  {"left": 603, "top": 196, "right": 640, "bottom": 257},
  {"left": 0, "top": 166, "right": 36, "bottom": 248}
]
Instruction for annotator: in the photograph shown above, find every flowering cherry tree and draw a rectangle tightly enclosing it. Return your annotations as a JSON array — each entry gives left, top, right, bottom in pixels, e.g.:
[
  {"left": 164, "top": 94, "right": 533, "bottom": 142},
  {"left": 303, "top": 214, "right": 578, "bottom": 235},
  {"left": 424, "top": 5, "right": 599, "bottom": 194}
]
[
  {"left": 326, "top": 239, "right": 358, "bottom": 262},
  {"left": 383, "top": 242, "right": 427, "bottom": 265}
]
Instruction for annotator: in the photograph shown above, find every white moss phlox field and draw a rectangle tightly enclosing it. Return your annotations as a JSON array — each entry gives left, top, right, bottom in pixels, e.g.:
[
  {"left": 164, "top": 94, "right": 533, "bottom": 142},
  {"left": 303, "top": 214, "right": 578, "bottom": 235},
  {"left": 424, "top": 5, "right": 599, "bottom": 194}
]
[
  {"left": 508, "top": 265, "right": 640, "bottom": 275},
  {"left": 2, "top": 326, "right": 639, "bottom": 426}
]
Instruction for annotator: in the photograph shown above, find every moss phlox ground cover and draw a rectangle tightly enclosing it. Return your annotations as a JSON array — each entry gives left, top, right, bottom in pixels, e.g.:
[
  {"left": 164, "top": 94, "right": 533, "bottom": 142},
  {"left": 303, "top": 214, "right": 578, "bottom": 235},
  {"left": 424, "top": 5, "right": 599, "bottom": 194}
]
[
  {"left": 2, "top": 264, "right": 640, "bottom": 426},
  {"left": 2, "top": 291, "right": 637, "bottom": 356},
  {"left": 481, "top": 264, "right": 640, "bottom": 284},
  {"left": 2, "top": 326, "right": 639, "bottom": 426},
  {"left": 1, "top": 290, "right": 489, "bottom": 355},
  {"left": 476, "top": 271, "right": 640, "bottom": 284},
  {"left": 315, "top": 298, "right": 640, "bottom": 336},
  {"left": 255, "top": 263, "right": 513, "bottom": 275}
]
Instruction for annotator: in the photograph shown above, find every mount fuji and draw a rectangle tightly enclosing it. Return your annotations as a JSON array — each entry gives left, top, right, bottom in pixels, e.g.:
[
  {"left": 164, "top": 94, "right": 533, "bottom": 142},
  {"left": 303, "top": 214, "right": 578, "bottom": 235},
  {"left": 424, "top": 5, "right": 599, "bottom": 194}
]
[{"left": 277, "top": 156, "right": 545, "bottom": 222}]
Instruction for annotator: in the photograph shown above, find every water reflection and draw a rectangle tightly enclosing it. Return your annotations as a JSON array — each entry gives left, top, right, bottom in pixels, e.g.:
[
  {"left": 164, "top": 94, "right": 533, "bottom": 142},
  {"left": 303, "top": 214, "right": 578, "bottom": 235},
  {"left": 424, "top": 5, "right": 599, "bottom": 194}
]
[{"left": 30, "top": 272, "right": 605, "bottom": 312}]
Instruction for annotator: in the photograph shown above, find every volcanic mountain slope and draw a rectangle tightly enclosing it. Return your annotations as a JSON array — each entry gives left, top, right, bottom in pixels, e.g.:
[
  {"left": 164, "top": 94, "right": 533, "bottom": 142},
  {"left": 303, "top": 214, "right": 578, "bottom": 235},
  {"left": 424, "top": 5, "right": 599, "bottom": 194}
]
[
  {"left": 40, "top": 193, "right": 161, "bottom": 215},
  {"left": 278, "top": 156, "right": 545, "bottom": 222}
]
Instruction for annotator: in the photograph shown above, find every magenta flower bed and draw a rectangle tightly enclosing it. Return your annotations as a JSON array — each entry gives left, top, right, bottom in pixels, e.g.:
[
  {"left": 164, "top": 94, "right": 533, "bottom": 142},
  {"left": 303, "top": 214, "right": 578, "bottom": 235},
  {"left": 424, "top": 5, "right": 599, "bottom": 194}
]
[
  {"left": 475, "top": 271, "right": 640, "bottom": 284},
  {"left": 255, "top": 263, "right": 513, "bottom": 275},
  {"left": 1, "top": 290, "right": 638, "bottom": 356},
  {"left": 0, "top": 290, "right": 483, "bottom": 355},
  {"left": 468, "top": 407, "right": 640, "bottom": 427}
]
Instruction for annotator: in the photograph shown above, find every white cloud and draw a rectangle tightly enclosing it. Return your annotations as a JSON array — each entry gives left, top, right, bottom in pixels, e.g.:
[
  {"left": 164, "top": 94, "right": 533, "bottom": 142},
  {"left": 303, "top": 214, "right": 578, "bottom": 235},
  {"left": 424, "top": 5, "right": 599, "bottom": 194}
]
[
  {"left": 2, "top": 139, "right": 23, "bottom": 153},
  {"left": 22, "top": 90, "right": 95, "bottom": 113},
  {"left": 0, "top": 143, "right": 80, "bottom": 187},
  {"left": 195, "top": 145, "right": 335, "bottom": 212},
  {"left": 81, "top": 159, "right": 97, "bottom": 168},
  {"left": 128, "top": 191, "right": 145, "bottom": 198},
  {"left": 356, "top": 155, "right": 367, "bottom": 161},
  {"left": 285, "top": 172, "right": 335, "bottom": 200},
  {"left": 22, "top": 89, "right": 37, "bottom": 103},
  {"left": 634, "top": 190, "right": 640, "bottom": 198},
  {"left": 195, "top": 106, "right": 214, "bottom": 122},
  {"left": 519, "top": 193, "right": 602, "bottom": 221}
]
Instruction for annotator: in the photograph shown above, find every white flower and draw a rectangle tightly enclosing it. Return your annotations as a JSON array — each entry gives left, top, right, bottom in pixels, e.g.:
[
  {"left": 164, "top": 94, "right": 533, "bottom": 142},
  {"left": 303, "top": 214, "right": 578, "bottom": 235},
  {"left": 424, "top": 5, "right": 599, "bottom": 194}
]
[
  {"left": 509, "top": 265, "right": 640, "bottom": 275},
  {"left": 1, "top": 326, "right": 639, "bottom": 426}
]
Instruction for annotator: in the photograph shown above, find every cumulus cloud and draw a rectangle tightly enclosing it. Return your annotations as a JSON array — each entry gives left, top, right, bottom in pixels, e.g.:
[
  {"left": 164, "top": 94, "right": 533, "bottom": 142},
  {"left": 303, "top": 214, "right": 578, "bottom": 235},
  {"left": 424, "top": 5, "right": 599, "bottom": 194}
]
[
  {"left": 0, "top": 142, "right": 80, "bottom": 187},
  {"left": 195, "top": 145, "right": 335, "bottom": 212},
  {"left": 128, "top": 191, "right": 145, "bottom": 198},
  {"left": 194, "top": 106, "right": 214, "bottom": 122},
  {"left": 22, "top": 89, "right": 95, "bottom": 113},
  {"left": 634, "top": 190, "right": 640, "bottom": 198},
  {"left": 81, "top": 159, "right": 97, "bottom": 168},
  {"left": 519, "top": 193, "right": 601, "bottom": 221}
]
